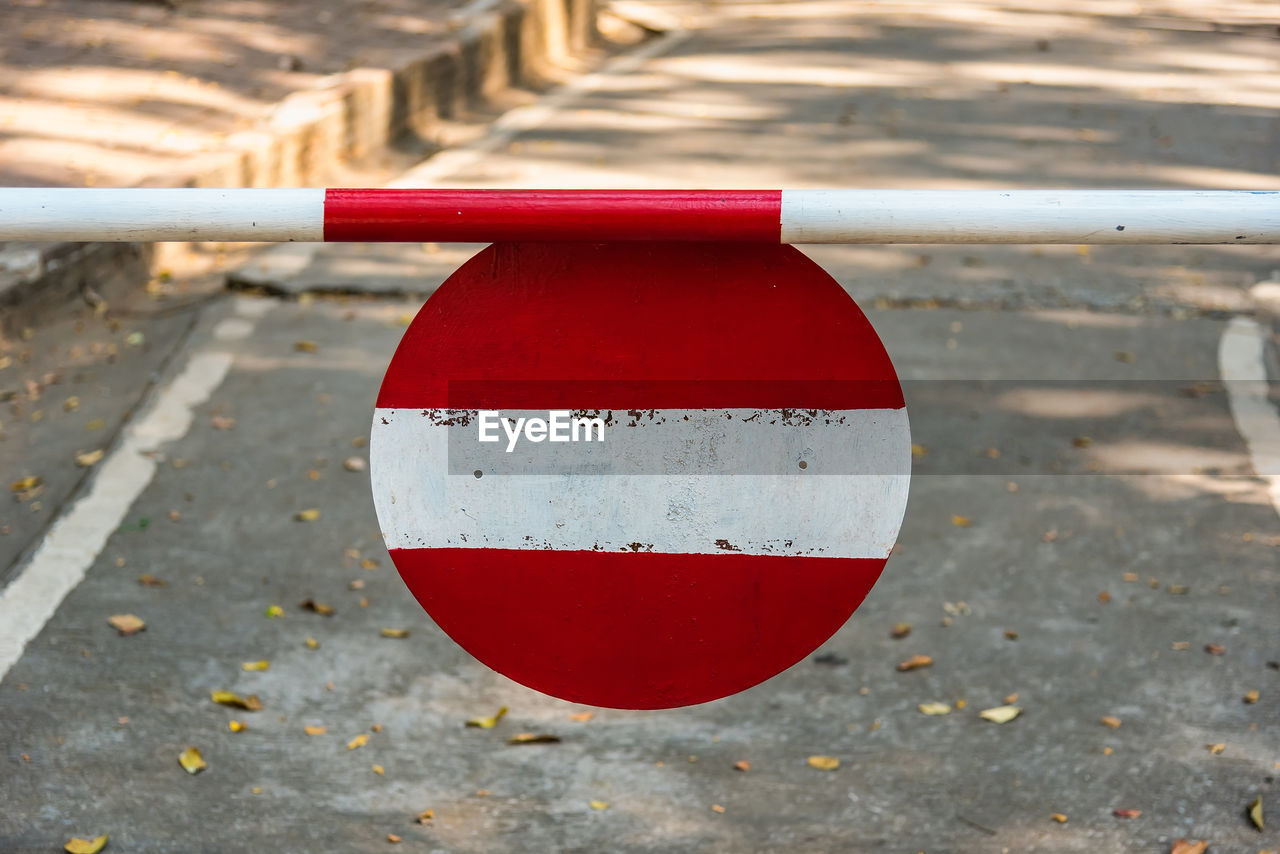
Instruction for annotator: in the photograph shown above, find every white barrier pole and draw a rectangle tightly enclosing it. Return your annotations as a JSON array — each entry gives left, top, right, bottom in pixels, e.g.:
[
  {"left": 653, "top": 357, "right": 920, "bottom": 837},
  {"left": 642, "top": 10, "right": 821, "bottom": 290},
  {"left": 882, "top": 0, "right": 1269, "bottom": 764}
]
[{"left": 0, "top": 188, "right": 1277, "bottom": 244}]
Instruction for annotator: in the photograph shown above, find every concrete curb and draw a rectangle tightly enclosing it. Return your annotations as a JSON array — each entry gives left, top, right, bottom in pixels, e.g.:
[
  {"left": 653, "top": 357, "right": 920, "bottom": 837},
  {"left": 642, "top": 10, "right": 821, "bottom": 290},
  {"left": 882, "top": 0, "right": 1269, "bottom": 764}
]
[{"left": 0, "top": 0, "right": 598, "bottom": 339}]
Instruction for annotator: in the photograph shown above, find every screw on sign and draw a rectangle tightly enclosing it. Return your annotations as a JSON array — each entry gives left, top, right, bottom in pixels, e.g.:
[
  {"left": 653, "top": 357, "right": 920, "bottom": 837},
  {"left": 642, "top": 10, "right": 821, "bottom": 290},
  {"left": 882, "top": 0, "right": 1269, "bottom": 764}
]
[{"left": 370, "top": 242, "right": 911, "bottom": 709}]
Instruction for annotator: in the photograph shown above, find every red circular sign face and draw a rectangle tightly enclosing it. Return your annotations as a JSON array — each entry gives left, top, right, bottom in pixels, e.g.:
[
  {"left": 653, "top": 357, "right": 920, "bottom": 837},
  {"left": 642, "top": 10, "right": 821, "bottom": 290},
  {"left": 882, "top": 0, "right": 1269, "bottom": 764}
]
[{"left": 371, "top": 242, "right": 910, "bottom": 709}]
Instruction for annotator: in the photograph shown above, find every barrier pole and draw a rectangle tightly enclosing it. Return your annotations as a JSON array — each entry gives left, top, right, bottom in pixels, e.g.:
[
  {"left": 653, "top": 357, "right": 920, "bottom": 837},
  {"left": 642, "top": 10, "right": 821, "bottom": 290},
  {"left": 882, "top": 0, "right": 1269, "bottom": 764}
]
[{"left": 0, "top": 188, "right": 1277, "bottom": 244}]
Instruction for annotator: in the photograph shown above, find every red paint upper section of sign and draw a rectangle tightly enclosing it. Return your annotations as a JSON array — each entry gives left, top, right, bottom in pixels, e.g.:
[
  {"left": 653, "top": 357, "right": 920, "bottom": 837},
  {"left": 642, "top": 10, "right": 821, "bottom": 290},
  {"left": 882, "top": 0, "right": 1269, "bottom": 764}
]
[
  {"left": 325, "top": 190, "right": 782, "bottom": 242},
  {"left": 391, "top": 547, "right": 886, "bottom": 709},
  {"left": 376, "top": 242, "right": 904, "bottom": 410}
]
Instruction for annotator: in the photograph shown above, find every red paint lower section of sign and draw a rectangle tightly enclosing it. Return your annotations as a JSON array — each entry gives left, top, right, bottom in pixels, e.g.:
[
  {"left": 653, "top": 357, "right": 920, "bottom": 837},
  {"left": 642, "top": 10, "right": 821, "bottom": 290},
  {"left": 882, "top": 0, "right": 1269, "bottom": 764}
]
[
  {"left": 389, "top": 547, "right": 886, "bottom": 709},
  {"left": 325, "top": 189, "right": 782, "bottom": 243}
]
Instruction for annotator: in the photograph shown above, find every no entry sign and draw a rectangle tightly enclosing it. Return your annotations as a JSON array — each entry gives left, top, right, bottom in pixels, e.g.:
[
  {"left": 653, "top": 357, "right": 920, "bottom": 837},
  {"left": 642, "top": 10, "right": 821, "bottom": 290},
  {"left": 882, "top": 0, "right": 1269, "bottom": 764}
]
[{"left": 370, "top": 242, "right": 911, "bottom": 708}]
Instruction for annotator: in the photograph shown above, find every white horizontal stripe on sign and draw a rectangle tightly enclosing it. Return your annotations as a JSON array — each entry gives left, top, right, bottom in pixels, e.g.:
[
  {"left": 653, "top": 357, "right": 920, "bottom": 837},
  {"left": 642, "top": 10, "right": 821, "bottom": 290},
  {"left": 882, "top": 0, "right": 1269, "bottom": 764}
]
[
  {"left": 779, "top": 189, "right": 1280, "bottom": 244},
  {"left": 0, "top": 188, "right": 324, "bottom": 242},
  {"left": 371, "top": 407, "right": 911, "bottom": 559}
]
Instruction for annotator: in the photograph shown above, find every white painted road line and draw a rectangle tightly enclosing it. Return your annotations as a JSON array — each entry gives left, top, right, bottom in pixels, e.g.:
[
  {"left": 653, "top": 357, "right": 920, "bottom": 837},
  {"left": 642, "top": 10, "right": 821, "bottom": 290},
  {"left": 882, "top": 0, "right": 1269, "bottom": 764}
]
[
  {"left": 1219, "top": 316, "right": 1280, "bottom": 518},
  {"left": 0, "top": 301, "right": 270, "bottom": 681},
  {"left": 388, "top": 28, "right": 690, "bottom": 188}
]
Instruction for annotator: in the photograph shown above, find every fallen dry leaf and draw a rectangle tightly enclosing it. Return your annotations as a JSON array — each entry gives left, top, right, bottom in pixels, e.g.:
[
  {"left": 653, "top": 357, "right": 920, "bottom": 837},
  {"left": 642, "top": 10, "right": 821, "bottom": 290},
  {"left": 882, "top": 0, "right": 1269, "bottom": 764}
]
[
  {"left": 305, "top": 637, "right": 319, "bottom": 650},
  {"left": 137, "top": 574, "right": 166, "bottom": 587},
  {"left": 107, "top": 614, "right": 145, "bottom": 636},
  {"left": 75, "top": 449, "right": 104, "bottom": 467},
  {"left": 1051, "top": 813, "right": 1067, "bottom": 823},
  {"left": 415, "top": 809, "right": 434, "bottom": 825},
  {"left": 348, "top": 579, "right": 365, "bottom": 590},
  {"left": 211, "top": 415, "right": 236, "bottom": 431},
  {"left": 711, "top": 804, "right": 726, "bottom": 814},
  {"left": 1205, "top": 644, "right": 1226, "bottom": 656},
  {"left": 1004, "top": 629, "right": 1019, "bottom": 640},
  {"left": 911, "top": 443, "right": 928, "bottom": 458},
  {"left": 229, "top": 720, "right": 246, "bottom": 733},
  {"left": 1122, "top": 572, "right": 1139, "bottom": 583},
  {"left": 300, "top": 598, "right": 334, "bottom": 616},
  {"left": 466, "top": 706, "right": 508, "bottom": 729},
  {"left": 361, "top": 558, "right": 380, "bottom": 570},
  {"left": 1113, "top": 808, "right": 1141, "bottom": 819},
  {"left": 178, "top": 746, "right": 206, "bottom": 775},
  {"left": 1101, "top": 716, "right": 1122, "bottom": 729},
  {"left": 295, "top": 508, "right": 320, "bottom": 522},
  {"left": 11, "top": 475, "right": 42, "bottom": 492},
  {"left": 1205, "top": 743, "right": 1225, "bottom": 755},
  {"left": 951, "top": 515, "right": 972, "bottom": 527},
  {"left": 589, "top": 800, "right": 609, "bottom": 810},
  {"left": 918, "top": 702, "right": 951, "bottom": 716},
  {"left": 890, "top": 622, "right": 912, "bottom": 639},
  {"left": 303, "top": 725, "right": 326, "bottom": 736},
  {"left": 343, "top": 456, "right": 367, "bottom": 473},
  {"left": 569, "top": 711, "right": 594, "bottom": 723},
  {"left": 64, "top": 835, "right": 108, "bottom": 854},
  {"left": 381, "top": 628, "right": 410, "bottom": 639},
  {"left": 1098, "top": 591, "right": 1112, "bottom": 604},
  {"left": 1171, "top": 641, "right": 1190, "bottom": 651},
  {"left": 294, "top": 340, "right": 318, "bottom": 353},
  {"left": 1168, "top": 584, "right": 1190, "bottom": 595},
  {"left": 241, "top": 660, "right": 269, "bottom": 672},
  {"left": 508, "top": 733, "right": 562, "bottom": 745},
  {"left": 1244, "top": 689, "right": 1259, "bottom": 704},
  {"left": 1170, "top": 840, "right": 1207, "bottom": 854},
  {"left": 734, "top": 760, "right": 751, "bottom": 772},
  {"left": 372, "top": 764, "right": 385, "bottom": 775},
  {"left": 1249, "top": 795, "right": 1264, "bottom": 830},
  {"left": 386, "top": 833, "right": 401, "bottom": 843},
  {"left": 1071, "top": 436, "right": 1093, "bottom": 448},
  {"left": 979, "top": 705, "right": 1021, "bottom": 724},
  {"left": 348, "top": 734, "right": 369, "bottom": 750},
  {"left": 896, "top": 654, "right": 933, "bottom": 672},
  {"left": 210, "top": 690, "right": 262, "bottom": 711},
  {"left": 264, "top": 605, "right": 284, "bottom": 618},
  {"left": 1003, "top": 693, "right": 1019, "bottom": 705},
  {"left": 807, "top": 755, "right": 840, "bottom": 771}
]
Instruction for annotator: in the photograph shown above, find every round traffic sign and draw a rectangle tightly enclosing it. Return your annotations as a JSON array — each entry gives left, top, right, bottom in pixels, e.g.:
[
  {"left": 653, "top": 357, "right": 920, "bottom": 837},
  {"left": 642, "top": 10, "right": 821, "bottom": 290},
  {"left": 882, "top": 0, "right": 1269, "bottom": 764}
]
[{"left": 371, "top": 242, "right": 910, "bottom": 709}]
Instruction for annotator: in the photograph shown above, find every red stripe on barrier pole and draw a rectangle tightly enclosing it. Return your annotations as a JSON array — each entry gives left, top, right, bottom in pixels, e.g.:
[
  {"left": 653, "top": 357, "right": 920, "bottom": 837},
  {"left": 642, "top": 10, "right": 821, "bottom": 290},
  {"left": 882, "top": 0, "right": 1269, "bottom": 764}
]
[{"left": 323, "top": 189, "right": 782, "bottom": 242}]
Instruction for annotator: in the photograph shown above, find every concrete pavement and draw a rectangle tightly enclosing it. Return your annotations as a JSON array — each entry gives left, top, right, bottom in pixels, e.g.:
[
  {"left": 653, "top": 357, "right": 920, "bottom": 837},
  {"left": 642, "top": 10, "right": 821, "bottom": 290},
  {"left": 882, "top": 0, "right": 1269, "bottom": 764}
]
[{"left": 3, "top": 2, "right": 1279, "bottom": 851}]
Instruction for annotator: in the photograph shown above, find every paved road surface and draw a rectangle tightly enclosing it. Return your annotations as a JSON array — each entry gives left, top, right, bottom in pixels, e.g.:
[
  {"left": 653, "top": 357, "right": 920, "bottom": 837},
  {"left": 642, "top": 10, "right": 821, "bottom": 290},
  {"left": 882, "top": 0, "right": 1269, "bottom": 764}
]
[{"left": 2, "top": 2, "right": 1278, "bottom": 852}]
